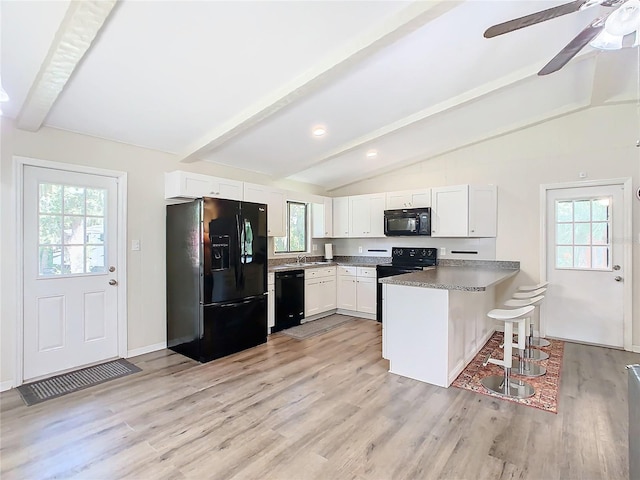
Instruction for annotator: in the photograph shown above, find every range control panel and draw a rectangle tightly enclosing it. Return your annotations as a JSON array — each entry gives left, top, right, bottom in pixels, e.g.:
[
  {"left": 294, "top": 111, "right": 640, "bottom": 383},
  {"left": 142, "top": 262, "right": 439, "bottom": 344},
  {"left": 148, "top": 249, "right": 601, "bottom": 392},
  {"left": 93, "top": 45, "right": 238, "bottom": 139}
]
[{"left": 391, "top": 247, "right": 437, "bottom": 267}]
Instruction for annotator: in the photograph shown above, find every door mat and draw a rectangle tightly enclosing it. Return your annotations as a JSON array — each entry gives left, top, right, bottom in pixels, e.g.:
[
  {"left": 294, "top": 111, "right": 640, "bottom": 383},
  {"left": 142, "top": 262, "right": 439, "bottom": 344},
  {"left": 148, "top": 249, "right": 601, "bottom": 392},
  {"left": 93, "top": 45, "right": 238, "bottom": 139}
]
[
  {"left": 17, "top": 359, "right": 142, "bottom": 406},
  {"left": 452, "top": 331, "right": 564, "bottom": 413},
  {"left": 280, "top": 315, "right": 356, "bottom": 340}
]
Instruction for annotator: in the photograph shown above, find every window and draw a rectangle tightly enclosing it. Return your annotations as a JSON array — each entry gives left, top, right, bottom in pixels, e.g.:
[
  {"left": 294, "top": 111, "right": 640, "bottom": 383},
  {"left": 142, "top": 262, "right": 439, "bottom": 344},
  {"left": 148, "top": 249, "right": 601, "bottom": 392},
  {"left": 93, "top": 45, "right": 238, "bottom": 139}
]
[
  {"left": 555, "top": 197, "right": 611, "bottom": 270},
  {"left": 274, "top": 201, "right": 307, "bottom": 253},
  {"left": 38, "top": 182, "right": 107, "bottom": 276}
]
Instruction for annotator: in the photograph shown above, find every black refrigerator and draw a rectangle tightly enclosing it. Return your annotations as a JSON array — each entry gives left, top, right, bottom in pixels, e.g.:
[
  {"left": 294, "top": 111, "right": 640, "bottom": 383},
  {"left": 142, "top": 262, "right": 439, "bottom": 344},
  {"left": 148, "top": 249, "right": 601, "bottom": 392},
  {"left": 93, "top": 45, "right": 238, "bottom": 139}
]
[{"left": 166, "top": 197, "right": 268, "bottom": 363}]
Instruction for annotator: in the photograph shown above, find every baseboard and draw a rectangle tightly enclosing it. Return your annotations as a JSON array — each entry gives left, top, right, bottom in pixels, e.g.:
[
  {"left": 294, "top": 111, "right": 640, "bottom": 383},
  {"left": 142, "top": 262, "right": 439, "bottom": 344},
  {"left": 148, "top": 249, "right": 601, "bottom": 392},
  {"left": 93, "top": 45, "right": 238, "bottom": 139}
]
[
  {"left": 127, "top": 342, "right": 166, "bottom": 358},
  {"left": 633, "top": 345, "right": 640, "bottom": 354},
  {"left": 1, "top": 380, "right": 15, "bottom": 392},
  {"left": 335, "top": 308, "right": 376, "bottom": 321}
]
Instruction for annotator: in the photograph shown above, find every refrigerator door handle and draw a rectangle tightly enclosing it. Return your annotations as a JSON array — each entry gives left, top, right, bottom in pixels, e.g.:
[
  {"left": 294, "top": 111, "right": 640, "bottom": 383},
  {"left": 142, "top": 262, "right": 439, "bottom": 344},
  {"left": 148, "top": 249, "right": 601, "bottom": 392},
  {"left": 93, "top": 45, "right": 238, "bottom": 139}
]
[{"left": 203, "top": 293, "right": 267, "bottom": 308}]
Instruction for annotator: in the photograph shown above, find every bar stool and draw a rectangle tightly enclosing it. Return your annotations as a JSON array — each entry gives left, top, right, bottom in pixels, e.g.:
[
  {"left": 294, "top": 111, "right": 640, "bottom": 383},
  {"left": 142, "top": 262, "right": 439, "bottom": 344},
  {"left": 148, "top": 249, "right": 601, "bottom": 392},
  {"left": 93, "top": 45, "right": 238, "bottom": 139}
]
[
  {"left": 504, "top": 295, "right": 546, "bottom": 377},
  {"left": 481, "top": 305, "right": 535, "bottom": 399},
  {"left": 512, "top": 288, "right": 549, "bottom": 361},
  {"left": 517, "top": 282, "right": 550, "bottom": 348}
]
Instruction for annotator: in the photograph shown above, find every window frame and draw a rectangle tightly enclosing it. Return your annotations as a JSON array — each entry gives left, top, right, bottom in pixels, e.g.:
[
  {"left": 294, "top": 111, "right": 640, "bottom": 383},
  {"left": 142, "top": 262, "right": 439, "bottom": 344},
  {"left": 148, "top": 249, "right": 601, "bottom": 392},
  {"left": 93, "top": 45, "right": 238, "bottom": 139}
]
[{"left": 274, "top": 201, "right": 308, "bottom": 254}]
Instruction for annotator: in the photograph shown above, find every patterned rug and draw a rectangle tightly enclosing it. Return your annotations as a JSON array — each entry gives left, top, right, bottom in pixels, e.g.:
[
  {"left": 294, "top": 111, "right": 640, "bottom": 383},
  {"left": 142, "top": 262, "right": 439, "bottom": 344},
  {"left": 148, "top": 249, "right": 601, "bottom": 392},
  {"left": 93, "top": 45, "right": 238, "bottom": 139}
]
[
  {"left": 452, "top": 331, "right": 564, "bottom": 413},
  {"left": 17, "top": 359, "right": 142, "bottom": 406}
]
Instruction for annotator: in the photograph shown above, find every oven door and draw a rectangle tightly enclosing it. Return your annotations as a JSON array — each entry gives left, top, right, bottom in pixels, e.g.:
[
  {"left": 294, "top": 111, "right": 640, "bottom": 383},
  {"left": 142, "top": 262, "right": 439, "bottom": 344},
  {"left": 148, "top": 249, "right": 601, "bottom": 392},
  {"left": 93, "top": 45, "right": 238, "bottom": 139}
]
[{"left": 376, "top": 265, "right": 421, "bottom": 322}]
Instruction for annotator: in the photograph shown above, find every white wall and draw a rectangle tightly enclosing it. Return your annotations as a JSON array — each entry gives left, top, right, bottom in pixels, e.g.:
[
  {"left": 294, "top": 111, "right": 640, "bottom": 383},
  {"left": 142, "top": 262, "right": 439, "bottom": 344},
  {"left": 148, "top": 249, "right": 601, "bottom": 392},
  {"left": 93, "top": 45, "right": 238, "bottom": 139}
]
[
  {"left": 0, "top": 118, "right": 324, "bottom": 387},
  {"left": 332, "top": 104, "right": 640, "bottom": 348}
]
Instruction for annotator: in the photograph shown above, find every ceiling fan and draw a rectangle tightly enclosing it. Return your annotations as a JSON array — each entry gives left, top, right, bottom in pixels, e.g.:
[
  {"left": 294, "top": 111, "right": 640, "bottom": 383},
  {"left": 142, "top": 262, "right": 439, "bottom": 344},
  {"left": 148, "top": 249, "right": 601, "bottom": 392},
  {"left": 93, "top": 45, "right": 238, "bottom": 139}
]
[{"left": 484, "top": 0, "right": 640, "bottom": 75}]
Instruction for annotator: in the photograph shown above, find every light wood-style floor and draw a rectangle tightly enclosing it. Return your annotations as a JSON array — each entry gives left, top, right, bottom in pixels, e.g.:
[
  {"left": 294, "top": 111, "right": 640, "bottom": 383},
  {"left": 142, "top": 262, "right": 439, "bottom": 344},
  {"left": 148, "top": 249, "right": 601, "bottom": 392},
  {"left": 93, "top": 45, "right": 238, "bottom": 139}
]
[{"left": 1, "top": 316, "right": 638, "bottom": 480}]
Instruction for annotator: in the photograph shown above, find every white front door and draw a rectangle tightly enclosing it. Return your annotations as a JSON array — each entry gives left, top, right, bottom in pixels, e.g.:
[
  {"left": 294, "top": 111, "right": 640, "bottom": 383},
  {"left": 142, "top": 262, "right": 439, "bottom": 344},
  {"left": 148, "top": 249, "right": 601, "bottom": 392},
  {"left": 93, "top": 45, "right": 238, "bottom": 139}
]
[
  {"left": 23, "top": 165, "right": 120, "bottom": 381},
  {"left": 544, "top": 184, "right": 625, "bottom": 348}
]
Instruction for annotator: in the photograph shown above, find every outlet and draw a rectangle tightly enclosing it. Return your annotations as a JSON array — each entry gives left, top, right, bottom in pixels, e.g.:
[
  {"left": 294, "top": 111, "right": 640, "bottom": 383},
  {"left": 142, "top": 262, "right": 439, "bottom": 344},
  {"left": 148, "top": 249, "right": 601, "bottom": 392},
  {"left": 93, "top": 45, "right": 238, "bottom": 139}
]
[
  {"left": 312, "top": 244, "right": 318, "bottom": 251},
  {"left": 358, "top": 246, "right": 363, "bottom": 253},
  {"left": 439, "top": 247, "right": 446, "bottom": 256}
]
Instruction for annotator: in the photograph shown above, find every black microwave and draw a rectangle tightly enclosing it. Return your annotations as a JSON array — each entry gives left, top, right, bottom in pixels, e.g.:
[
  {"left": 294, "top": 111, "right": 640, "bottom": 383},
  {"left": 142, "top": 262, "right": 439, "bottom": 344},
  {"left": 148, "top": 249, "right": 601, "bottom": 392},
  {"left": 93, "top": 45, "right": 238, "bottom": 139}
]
[{"left": 384, "top": 208, "right": 431, "bottom": 236}]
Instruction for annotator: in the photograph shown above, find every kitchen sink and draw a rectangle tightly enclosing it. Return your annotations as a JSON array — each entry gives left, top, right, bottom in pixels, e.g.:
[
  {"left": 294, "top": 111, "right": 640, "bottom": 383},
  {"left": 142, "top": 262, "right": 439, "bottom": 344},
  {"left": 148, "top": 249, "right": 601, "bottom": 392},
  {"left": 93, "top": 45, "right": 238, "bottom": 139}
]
[{"left": 281, "top": 262, "right": 331, "bottom": 267}]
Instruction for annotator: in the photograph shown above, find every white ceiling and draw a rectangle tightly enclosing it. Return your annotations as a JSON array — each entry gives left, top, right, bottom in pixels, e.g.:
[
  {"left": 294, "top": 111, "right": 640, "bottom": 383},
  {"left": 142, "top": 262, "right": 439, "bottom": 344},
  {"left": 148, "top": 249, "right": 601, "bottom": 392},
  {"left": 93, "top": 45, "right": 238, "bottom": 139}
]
[{"left": 1, "top": 0, "right": 636, "bottom": 190}]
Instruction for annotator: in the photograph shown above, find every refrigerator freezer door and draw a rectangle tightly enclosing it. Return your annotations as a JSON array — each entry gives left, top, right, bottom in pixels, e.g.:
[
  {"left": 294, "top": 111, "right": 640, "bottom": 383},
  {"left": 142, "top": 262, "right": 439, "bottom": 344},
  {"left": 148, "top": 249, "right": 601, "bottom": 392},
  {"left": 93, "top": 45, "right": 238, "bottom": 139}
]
[{"left": 201, "top": 295, "right": 267, "bottom": 361}]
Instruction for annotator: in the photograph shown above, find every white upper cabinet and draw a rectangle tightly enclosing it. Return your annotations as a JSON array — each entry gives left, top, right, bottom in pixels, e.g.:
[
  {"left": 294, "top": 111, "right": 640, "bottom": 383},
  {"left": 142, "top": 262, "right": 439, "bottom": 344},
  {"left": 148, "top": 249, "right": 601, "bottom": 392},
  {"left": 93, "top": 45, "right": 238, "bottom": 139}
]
[
  {"left": 243, "top": 183, "right": 286, "bottom": 237},
  {"left": 311, "top": 196, "right": 333, "bottom": 238},
  {"left": 332, "top": 197, "right": 350, "bottom": 238},
  {"left": 165, "top": 170, "right": 242, "bottom": 200},
  {"left": 431, "top": 184, "right": 497, "bottom": 237},
  {"left": 349, "top": 193, "right": 385, "bottom": 237},
  {"left": 468, "top": 185, "right": 498, "bottom": 237},
  {"left": 385, "top": 189, "right": 431, "bottom": 210}
]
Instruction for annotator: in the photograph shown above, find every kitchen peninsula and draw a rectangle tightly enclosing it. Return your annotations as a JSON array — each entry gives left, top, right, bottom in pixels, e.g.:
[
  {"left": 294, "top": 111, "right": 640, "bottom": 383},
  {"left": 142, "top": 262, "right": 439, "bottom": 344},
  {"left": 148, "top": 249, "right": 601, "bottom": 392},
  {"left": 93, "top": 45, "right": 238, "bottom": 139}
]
[{"left": 381, "top": 261, "right": 519, "bottom": 388}]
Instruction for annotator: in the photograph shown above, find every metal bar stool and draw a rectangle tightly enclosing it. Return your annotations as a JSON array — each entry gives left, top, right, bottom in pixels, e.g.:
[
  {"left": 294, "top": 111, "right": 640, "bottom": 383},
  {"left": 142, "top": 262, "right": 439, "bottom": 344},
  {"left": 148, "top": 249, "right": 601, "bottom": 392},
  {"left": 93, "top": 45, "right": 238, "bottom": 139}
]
[
  {"left": 512, "top": 287, "right": 549, "bottom": 361},
  {"left": 504, "top": 295, "right": 546, "bottom": 377},
  {"left": 481, "top": 305, "right": 535, "bottom": 399},
  {"left": 517, "top": 282, "right": 550, "bottom": 348}
]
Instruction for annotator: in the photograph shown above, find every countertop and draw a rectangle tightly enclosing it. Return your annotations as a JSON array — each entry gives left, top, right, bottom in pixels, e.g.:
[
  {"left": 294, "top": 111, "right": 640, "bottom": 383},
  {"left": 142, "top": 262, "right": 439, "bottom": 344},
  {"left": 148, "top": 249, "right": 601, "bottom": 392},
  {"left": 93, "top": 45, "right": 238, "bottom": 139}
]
[
  {"left": 268, "top": 261, "right": 383, "bottom": 273},
  {"left": 379, "top": 266, "right": 519, "bottom": 291}
]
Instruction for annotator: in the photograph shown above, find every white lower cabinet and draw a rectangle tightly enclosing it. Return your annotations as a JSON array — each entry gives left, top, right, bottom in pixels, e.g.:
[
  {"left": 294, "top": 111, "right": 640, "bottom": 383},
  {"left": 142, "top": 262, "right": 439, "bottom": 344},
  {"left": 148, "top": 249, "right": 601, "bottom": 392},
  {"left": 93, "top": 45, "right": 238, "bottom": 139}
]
[
  {"left": 304, "top": 267, "right": 336, "bottom": 319},
  {"left": 268, "top": 273, "right": 275, "bottom": 332},
  {"left": 337, "top": 266, "right": 376, "bottom": 317}
]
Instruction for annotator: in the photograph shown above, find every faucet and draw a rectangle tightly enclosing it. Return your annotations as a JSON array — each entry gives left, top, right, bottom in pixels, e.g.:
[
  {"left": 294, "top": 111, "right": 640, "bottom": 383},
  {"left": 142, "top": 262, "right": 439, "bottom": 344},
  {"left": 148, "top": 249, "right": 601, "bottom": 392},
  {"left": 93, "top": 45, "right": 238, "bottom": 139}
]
[{"left": 296, "top": 253, "right": 307, "bottom": 264}]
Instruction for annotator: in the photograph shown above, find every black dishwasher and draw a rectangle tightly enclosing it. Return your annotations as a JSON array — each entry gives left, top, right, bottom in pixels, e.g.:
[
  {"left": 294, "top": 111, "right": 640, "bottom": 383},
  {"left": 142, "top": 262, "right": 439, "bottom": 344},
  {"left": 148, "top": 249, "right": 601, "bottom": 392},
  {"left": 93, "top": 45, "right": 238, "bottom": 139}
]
[{"left": 274, "top": 270, "right": 304, "bottom": 332}]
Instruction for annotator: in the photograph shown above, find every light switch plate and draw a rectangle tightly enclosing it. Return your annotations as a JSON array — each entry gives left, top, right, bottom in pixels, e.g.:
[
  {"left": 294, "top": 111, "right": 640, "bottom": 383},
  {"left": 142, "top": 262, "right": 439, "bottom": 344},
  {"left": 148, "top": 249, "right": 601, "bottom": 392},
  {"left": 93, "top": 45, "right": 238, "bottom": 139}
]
[{"left": 131, "top": 239, "right": 140, "bottom": 251}]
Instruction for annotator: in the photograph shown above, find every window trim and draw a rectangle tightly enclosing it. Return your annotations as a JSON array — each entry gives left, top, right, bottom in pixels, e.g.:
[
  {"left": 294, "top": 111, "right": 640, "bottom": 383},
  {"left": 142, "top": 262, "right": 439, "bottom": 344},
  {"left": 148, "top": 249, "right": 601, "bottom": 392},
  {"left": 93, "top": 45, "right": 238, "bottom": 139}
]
[{"left": 274, "top": 201, "right": 308, "bottom": 254}]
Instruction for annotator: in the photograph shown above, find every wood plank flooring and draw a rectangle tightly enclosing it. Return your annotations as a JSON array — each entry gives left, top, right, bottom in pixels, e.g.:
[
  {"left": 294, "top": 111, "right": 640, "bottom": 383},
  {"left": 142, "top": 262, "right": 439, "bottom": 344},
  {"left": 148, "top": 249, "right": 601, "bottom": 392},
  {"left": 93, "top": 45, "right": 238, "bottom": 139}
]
[{"left": 1, "top": 316, "right": 638, "bottom": 480}]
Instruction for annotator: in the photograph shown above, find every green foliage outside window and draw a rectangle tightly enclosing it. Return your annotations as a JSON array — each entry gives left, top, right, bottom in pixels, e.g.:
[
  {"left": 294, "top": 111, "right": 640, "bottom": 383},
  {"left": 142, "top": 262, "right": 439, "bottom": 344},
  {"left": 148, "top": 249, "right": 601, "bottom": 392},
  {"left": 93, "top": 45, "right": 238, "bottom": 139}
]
[{"left": 274, "top": 201, "right": 307, "bottom": 253}]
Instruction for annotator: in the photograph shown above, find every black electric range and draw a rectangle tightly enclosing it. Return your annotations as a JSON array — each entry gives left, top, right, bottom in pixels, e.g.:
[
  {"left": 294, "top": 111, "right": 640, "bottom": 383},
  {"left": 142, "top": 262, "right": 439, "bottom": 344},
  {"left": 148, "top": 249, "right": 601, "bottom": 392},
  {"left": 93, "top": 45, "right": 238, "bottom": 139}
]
[{"left": 376, "top": 247, "right": 437, "bottom": 322}]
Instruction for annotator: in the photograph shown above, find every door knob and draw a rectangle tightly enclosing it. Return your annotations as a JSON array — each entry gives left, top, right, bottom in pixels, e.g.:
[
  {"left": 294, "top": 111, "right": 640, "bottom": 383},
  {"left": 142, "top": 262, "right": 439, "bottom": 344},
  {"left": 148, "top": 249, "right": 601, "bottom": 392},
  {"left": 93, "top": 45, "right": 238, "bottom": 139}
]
[
  {"left": 109, "top": 279, "right": 118, "bottom": 286},
  {"left": 613, "top": 265, "right": 621, "bottom": 271},
  {"left": 109, "top": 266, "right": 116, "bottom": 272},
  {"left": 614, "top": 276, "right": 623, "bottom": 282}
]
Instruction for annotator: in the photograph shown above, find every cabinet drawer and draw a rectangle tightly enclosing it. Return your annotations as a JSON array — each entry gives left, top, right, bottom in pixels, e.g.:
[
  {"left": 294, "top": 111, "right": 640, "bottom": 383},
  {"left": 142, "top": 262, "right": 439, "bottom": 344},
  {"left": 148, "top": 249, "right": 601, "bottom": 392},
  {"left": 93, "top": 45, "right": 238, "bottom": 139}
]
[
  {"left": 338, "top": 266, "right": 357, "bottom": 276},
  {"left": 306, "top": 266, "right": 335, "bottom": 279},
  {"left": 356, "top": 267, "right": 376, "bottom": 278}
]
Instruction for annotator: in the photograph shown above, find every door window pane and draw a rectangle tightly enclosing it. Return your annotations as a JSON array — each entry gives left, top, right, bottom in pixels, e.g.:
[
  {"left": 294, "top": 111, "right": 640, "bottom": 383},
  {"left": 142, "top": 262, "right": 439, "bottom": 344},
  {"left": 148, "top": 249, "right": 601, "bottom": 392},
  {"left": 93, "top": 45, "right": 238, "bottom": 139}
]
[
  {"left": 556, "top": 201, "right": 573, "bottom": 222},
  {"left": 38, "top": 182, "right": 107, "bottom": 276},
  {"left": 555, "top": 196, "right": 611, "bottom": 271}
]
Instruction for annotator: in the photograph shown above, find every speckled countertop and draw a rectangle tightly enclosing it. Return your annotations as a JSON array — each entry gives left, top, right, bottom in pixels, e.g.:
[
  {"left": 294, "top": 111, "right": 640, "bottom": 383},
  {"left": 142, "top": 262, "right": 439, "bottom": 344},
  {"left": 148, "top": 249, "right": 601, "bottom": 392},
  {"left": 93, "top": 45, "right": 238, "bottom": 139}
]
[
  {"left": 379, "top": 266, "right": 518, "bottom": 291},
  {"left": 268, "top": 255, "right": 389, "bottom": 272}
]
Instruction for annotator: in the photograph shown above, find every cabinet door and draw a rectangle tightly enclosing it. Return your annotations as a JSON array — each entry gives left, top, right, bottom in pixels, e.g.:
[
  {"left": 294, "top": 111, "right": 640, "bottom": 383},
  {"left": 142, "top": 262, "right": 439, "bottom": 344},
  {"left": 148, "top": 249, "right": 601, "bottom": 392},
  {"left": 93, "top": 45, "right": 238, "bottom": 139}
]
[
  {"left": 333, "top": 197, "right": 350, "bottom": 238},
  {"left": 320, "top": 277, "right": 337, "bottom": 312},
  {"left": 411, "top": 189, "right": 431, "bottom": 208},
  {"left": 266, "top": 189, "right": 286, "bottom": 237},
  {"left": 356, "top": 277, "right": 376, "bottom": 314},
  {"left": 468, "top": 185, "right": 497, "bottom": 237},
  {"left": 368, "top": 194, "right": 385, "bottom": 237},
  {"left": 349, "top": 195, "right": 371, "bottom": 236},
  {"left": 305, "top": 279, "right": 321, "bottom": 317},
  {"left": 337, "top": 275, "right": 356, "bottom": 310},
  {"left": 244, "top": 183, "right": 286, "bottom": 237},
  {"left": 386, "top": 191, "right": 412, "bottom": 209},
  {"left": 311, "top": 197, "right": 333, "bottom": 238},
  {"left": 431, "top": 185, "right": 469, "bottom": 237},
  {"left": 350, "top": 194, "right": 384, "bottom": 237},
  {"left": 165, "top": 171, "right": 242, "bottom": 200}
]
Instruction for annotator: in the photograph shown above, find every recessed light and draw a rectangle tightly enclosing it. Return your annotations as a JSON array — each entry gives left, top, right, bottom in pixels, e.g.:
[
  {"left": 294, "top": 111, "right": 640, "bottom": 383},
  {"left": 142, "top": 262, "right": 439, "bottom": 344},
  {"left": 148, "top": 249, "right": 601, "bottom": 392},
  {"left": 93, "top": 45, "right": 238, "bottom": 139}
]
[
  {"left": 312, "top": 126, "right": 326, "bottom": 137},
  {"left": 366, "top": 149, "right": 378, "bottom": 159}
]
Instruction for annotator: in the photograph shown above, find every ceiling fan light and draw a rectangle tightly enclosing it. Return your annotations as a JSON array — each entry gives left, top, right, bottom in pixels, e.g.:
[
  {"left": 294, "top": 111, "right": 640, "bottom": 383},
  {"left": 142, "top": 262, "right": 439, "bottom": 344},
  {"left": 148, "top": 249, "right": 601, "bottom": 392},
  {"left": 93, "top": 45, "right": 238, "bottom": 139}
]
[
  {"left": 590, "top": 29, "right": 624, "bottom": 49},
  {"left": 604, "top": 0, "right": 640, "bottom": 36}
]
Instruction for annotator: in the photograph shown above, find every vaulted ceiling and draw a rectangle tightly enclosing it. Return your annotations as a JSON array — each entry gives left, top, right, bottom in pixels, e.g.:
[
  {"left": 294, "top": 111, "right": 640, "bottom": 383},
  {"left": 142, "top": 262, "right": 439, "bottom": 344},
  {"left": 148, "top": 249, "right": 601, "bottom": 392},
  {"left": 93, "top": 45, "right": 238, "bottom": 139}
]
[{"left": 1, "top": 1, "right": 636, "bottom": 190}]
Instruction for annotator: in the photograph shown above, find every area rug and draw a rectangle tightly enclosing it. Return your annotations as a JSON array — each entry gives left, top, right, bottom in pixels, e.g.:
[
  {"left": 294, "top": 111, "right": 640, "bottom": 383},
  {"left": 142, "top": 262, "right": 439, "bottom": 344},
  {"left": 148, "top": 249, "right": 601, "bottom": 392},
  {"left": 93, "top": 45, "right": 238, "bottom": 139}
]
[
  {"left": 280, "top": 315, "right": 356, "bottom": 340},
  {"left": 452, "top": 331, "right": 564, "bottom": 413},
  {"left": 17, "top": 359, "right": 142, "bottom": 406}
]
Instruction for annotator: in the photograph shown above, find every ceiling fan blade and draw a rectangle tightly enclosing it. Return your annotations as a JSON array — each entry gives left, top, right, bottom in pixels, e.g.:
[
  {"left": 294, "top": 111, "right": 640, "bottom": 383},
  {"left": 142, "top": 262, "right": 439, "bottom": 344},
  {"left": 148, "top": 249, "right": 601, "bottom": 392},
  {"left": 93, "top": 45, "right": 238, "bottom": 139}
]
[
  {"left": 484, "top": 0, "right": 589, "bottom": 38},
  {"left": 538, "top": 17, "right": 607, "bottom": 75}
]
